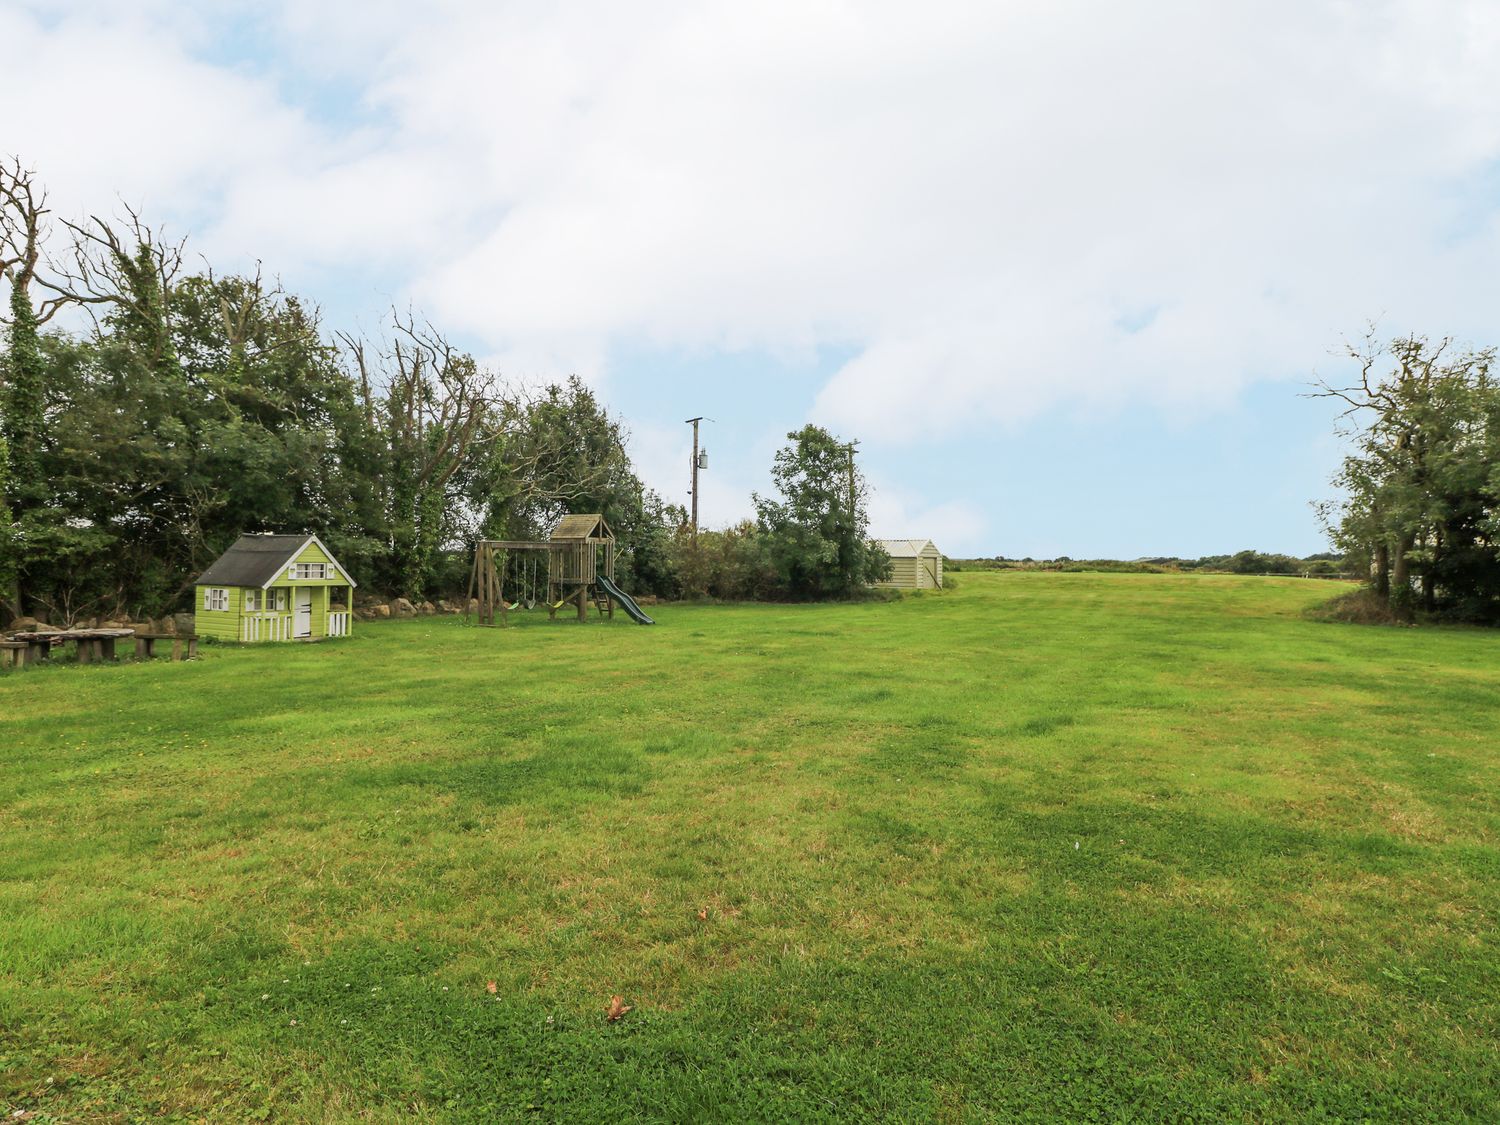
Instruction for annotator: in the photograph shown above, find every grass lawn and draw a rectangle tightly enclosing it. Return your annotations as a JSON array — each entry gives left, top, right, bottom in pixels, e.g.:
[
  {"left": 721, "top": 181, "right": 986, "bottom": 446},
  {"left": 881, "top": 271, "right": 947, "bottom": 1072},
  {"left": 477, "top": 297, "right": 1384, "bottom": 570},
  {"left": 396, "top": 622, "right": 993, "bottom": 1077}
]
[{"left": 2, "top": 572, "right": 1498, "bottom": 1121}]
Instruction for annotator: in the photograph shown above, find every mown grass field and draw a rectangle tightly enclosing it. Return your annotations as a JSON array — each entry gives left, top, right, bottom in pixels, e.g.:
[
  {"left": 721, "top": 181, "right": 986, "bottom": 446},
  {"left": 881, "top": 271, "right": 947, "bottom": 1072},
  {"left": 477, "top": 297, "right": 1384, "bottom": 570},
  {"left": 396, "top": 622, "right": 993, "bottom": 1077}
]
[{"left": 2, "top": 572, "right": 1497, "bottom": 1122}]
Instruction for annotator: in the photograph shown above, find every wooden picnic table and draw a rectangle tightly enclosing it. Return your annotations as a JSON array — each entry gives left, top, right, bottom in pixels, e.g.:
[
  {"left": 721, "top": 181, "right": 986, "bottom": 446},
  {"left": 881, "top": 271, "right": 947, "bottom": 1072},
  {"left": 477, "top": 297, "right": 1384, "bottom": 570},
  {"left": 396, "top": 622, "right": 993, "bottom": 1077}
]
[
  {"left": 2, "top": 628, "right": 138, "bottom": 666},
  {"left": 2, "top": 627, "right": 200, "bottom": 668}
]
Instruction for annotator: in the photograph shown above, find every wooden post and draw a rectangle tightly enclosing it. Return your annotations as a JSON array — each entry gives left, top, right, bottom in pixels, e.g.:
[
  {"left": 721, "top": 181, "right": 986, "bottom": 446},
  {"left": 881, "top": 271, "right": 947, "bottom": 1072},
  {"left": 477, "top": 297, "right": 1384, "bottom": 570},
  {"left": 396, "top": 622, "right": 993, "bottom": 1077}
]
[
  {"left": 486, "top": 544, "right": 495, "bottom": 625},
  {"left": 686, "top": 416, "right": 702, "bottom": 541},
  {"left": 465, "top": 548, "right": 478, "bottom": 623},
  {"left": 497, "top": 547, "right": 508, "bottom": 627},
  {"left": 484, "top": 544, "right": 494, "bottom": 625},
  {"left": 476, "top": 544, "right": 486, "bottom": 625}
]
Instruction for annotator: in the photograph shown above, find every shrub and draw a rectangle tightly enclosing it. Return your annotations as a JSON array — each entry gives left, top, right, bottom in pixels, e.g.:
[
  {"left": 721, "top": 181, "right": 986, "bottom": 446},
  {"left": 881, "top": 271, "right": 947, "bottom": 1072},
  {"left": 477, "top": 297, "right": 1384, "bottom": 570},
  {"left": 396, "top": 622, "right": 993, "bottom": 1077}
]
[{"left": 1305, "top": 588, "right": 1411, "bottom": 626}]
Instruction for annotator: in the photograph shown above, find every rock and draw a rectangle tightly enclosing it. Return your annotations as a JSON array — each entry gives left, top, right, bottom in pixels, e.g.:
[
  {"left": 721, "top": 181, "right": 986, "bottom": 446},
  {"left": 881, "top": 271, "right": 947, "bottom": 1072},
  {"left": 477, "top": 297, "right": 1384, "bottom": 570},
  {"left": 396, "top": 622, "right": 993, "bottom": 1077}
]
[
  {"left": 419, "top": 601, "right": 436, "bottom": 615},
  {"left": 158, "top": 616, "right": 177, "bottom": 635},
  {"left": 391, "top": 597, "right": 416, "bottom": 618},
  {"left": 173, "top": 612, "right": 195, "bottom": 635},
  {"left": 101, "top": 619, "right": 127, "bottom": 629},
  {"left": 33, "top": 623, "right": 63, "bottom": 635},
  {"left": 436, "top": 599, "right": 454, "bottom": 613},
  {"left": 9, "top": 616, "right": 39, "bottom": 632},
  {"left": 635, "top": 595, "right": 659, "bottom": 606},
  {"left": 330, "top": 603, "right": 348, "bottom": 613},
  {"left": 374, "top": 604, "right": 392, "bottom": 619},
  {"left": 467, "top": 598, "right": 480, "bottom": 614}
]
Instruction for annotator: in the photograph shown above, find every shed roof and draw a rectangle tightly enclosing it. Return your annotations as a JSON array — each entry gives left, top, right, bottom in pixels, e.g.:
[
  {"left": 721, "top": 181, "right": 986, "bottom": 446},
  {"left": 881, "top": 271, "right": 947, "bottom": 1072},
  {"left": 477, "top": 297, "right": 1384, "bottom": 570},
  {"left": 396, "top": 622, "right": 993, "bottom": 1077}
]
[
  {"left": 876, "top": 538, "right": 940, "bottom": 558},
  {"left": 194, "top": 533, "right": 355, "bottom": 588},
  {"left": 551, "top": 513, "right": 613, "bottom": 541}
]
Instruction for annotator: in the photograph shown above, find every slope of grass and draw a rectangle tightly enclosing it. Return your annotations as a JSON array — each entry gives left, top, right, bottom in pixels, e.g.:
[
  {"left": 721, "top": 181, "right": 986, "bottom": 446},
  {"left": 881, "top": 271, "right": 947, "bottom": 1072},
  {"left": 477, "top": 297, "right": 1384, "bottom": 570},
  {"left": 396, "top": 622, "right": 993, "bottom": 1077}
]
[{"left": 2, "top": 573, "right": 1497, "bottom": 1121}]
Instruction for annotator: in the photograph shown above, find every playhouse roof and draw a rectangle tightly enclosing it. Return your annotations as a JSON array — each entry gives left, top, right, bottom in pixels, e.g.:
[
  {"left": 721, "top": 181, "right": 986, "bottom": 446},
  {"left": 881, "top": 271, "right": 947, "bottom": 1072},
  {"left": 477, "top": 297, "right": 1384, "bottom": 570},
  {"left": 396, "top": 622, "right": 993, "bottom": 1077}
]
[
  {"left": 877, "top": 538, "right": 940, "bottom": 558},
  {"left": 551, "top": 513, "right": 613, "bottom": 541},
  {"left": 194, "top": 533, "right": 356, "bottom": 588}
]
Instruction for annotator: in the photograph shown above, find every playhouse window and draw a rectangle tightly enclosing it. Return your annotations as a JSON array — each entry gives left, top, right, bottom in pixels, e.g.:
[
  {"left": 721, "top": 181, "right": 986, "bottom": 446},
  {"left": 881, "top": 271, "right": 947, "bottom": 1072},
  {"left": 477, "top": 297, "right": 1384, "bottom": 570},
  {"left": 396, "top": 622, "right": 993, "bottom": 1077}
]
[
  {"left": 293, "top": 562, "right": 327, "bottom": 579},
  {"left": 268, "top": 589, "right": 288, "bottom": 612},
  {"left": 245, "top": 590, "right": 260, "bottom": 612},
  {"left": 205, "top": 588, "right": 228, "bottom": 611}
]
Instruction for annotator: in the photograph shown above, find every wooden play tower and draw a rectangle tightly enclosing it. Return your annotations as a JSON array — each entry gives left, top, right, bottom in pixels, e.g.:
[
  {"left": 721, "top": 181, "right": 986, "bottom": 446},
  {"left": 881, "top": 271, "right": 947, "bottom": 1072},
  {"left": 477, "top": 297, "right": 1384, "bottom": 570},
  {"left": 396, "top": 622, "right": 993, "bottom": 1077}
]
[{"left": 468, "top": 514, "right": 617, "bottom": 626}]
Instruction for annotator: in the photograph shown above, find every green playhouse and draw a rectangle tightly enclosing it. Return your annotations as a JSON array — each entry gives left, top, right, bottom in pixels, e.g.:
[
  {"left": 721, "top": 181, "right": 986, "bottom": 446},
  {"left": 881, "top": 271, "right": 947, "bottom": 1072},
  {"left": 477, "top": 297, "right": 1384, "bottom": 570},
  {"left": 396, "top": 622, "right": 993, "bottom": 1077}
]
[{"left": 193, "top": 533, "right": 357, "bottom": 642}]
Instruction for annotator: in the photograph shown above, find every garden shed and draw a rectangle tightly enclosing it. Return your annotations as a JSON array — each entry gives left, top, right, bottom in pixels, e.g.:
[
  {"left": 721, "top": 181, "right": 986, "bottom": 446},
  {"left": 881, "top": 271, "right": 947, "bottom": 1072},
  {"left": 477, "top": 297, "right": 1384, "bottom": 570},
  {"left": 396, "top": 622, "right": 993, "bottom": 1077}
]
[
  {"left": 873, "top": 539, "right": 944, "bottom": 589},
  {"left": 193, "top": 533, "right": 357, "bottom": 642}
]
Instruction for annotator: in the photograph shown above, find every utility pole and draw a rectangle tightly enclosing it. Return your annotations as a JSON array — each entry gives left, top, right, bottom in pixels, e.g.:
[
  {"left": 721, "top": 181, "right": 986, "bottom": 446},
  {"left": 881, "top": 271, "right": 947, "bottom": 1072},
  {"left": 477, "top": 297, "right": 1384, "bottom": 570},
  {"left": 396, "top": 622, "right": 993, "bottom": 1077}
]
[{"left": 686, "top": 416, "right": 704, "bottom": 542}]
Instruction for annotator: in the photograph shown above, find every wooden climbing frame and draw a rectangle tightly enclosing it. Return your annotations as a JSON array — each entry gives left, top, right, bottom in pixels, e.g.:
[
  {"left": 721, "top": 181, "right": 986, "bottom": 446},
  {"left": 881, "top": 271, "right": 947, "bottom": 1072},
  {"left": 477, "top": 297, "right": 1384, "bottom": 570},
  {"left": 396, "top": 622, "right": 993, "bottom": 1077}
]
[{"left": 466, "top": 513, "right": 618, "bottom": 627}]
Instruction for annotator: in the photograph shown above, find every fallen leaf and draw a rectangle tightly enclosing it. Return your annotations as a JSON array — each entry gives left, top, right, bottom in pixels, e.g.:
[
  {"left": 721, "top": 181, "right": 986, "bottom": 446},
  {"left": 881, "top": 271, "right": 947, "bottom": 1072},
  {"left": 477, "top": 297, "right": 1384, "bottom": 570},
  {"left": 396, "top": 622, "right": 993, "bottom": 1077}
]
[
  {"left": 486, "top": 980, "right": 498, "bottom": 994},
  {"left": 606, "top": 995, "right": 632, "bottom": 1022},
  {"left": 697, "top": 909, "right": 708, "bottom": 921}
]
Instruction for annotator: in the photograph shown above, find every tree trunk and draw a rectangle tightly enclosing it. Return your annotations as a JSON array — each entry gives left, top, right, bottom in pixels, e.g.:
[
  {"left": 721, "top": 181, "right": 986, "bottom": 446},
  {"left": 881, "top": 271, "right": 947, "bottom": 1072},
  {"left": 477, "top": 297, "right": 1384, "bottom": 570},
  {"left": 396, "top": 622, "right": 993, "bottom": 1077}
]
[
  {"left": 1390, "top": 534, "right": 1414, "bottom": 614},
  {"left": 0, "top": 577, "right": 19, "bottom": 625},
  {"left": 1373, "top": 542, "right": 1390, "bottom": 599},
  {"left": 1422, "top": 530, "right": 1439, "bottom": 612}
]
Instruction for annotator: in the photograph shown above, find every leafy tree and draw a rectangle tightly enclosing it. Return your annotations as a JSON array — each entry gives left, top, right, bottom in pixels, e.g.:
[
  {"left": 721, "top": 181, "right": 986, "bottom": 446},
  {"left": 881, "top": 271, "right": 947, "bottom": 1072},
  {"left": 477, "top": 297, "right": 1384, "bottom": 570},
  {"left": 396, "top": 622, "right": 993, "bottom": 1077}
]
[
  {"left": 0, "top": 429, "right": 13, "bottom": 614},
  {"left": 2, "top": 272, "right": 44, "bottom": 507},
  {"left": 0, "top": 160, "right": 697, "bottom": 619},
  {"left": 473, "top": 376, "right": 681, "bottom": 595},
  {"left": 1, "top": 158, "right": 60, "bottom": 618},
  {"left": 1316, "top": 331, "right": 1500, "bottom": 621},
  {"left": 753, "top": 424, "right": 890, "bottom": 599}
]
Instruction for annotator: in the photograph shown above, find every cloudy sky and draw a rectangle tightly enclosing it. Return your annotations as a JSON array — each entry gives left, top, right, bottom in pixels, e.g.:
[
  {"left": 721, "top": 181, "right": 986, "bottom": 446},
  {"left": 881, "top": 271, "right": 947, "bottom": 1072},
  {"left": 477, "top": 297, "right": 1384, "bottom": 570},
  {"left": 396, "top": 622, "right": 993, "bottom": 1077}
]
[{"left": 6, "top": 0, "right": 1499, "bottom": 556}]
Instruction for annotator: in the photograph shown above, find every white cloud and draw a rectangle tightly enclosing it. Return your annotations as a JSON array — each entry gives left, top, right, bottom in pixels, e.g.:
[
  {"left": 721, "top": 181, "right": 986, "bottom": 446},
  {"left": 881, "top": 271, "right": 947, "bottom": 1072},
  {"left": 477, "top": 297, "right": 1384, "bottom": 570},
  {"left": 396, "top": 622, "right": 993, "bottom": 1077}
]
[
  {"left": 0, "top": 6, "right": 318, "bottom": 250},
  {"left": 8, "top": 0, "right": 1500, "bottom": 456},
  {"left": 289, "top": 0, "right": 1500, "bottom": 441},
  {"left": 865, "top": 485, "right": 986, "bottom": 557}
]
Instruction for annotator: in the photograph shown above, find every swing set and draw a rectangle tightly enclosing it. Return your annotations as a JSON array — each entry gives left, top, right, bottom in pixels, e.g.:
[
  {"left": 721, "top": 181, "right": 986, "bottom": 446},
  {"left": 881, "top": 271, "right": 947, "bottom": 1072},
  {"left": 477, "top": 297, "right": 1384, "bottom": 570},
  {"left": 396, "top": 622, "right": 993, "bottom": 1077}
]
[
  {"left": 502, "top": 552, "right": 545, "bottom": 611},
  {"left": 467, "top": 513, "right": 634, "bottom": 626}
]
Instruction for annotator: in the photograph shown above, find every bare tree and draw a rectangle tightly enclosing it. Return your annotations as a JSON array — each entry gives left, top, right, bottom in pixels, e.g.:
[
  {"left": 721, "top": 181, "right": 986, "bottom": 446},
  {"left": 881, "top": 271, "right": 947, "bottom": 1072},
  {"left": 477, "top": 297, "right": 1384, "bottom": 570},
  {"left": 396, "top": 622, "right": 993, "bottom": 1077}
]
[
  {"left": 336, "top": 312, "right": 503, "bottom": 592},
  {"left": 0, "top": 157, "right": 50, "bottom": 304},
  {"left": 31, "top": 204, "right": 186, "bottom": 363}
]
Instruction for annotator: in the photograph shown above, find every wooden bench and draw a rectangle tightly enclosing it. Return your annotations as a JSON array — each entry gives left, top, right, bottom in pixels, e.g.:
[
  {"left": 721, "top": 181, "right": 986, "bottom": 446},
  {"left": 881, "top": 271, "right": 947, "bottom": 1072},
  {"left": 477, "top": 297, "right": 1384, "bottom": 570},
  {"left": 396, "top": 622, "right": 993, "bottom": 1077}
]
[
  {"left": 76, "top": 634, "right": 123, "bottom": 663},
  {"left": 0, "top": 640, "right": 30, "bottom": 670},
  {"left": 134, "top": 632, "right": 198, "bottom": 661},
  {"left": 10, "top": 633, "right": 58, "bottom": 664}
]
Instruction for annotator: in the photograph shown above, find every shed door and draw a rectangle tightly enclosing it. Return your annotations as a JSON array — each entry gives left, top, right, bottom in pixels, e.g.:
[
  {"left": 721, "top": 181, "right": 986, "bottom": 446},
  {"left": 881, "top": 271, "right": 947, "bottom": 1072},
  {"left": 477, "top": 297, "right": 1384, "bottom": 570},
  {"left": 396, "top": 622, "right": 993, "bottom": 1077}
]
[
  {"left": 294, "top": 589, "right": 312, "bottom": 638},
  {"left": 922, "top": 553, "right": 940, "bottom": 588}
]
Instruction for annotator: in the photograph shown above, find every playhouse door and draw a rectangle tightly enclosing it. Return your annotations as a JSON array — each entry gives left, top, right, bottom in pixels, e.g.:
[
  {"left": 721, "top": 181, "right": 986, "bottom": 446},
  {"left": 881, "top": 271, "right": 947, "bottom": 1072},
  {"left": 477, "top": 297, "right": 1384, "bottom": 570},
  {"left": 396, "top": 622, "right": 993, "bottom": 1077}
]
[{"left": 294, "top": 590, "right": 312, "bottom": 638}]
